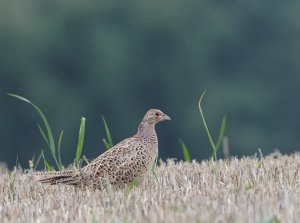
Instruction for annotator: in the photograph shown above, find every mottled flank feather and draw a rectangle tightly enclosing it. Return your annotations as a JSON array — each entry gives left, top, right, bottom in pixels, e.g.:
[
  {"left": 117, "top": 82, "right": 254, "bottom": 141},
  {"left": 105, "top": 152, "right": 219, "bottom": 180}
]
[{"left": 35, "top": 109, "right": 170, "bottom": 189}]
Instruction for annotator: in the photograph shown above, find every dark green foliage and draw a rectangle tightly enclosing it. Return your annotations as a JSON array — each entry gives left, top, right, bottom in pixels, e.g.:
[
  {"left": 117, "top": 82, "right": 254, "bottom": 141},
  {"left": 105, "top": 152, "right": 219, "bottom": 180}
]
[{"left": 2, "top": 1, "right": 300, "bottom": 167}]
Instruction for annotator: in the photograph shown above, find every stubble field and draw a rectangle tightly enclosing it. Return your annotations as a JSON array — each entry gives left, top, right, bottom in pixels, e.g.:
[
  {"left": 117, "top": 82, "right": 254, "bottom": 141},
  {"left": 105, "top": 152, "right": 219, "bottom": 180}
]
[{"left": 1, "top": 153, "right": 300, "bottom": 223}]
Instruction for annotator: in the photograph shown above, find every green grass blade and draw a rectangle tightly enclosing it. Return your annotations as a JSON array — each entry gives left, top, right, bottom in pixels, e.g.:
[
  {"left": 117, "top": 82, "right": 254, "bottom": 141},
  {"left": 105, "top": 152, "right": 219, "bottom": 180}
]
[
  {"left": 128, "top": 179, "right": 140, "bottom": 190},
  {"left": 8, "top": 93, "right": 62, "bottom": 169},
  {"left": 102, "top": 115, "right": 113, "bottom": 149},
  {"left": 76, "top": 117, "right": 86, "bottom": 164},
  {"left": 215, "top": 115, "right": 227, "bottom": 151},
  {"left": 57, "top": 130, "right": 64, "bottom": 168},
  {"left": 82, "top": 155, "right": 90, "bottom": 165},
  {"left": 34, "top": 150, "right": 43, "bottom": 170},
  {"left": 41, "top": 150, "right": 53, "bottom": 171},
  {"left": 179, "top": 139, "right": 191, "bottom": 162},
  {"left": 198, "top": 90, "right": 217, "bottom": 160},
  {"left": 37, "top": 124, "right": 50, "bottom": 148},
  {"left": 103, "top": 139, "right": 110, "bottom": 151},
  {"left": 8, "top": 93, "right": 56, "bottom": 156}
]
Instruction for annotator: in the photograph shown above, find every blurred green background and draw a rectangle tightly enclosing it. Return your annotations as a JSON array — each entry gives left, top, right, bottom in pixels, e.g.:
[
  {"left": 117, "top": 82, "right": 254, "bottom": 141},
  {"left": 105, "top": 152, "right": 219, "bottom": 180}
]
[{"left": 1, "top": 0, "right": 300, "bottom": 168}]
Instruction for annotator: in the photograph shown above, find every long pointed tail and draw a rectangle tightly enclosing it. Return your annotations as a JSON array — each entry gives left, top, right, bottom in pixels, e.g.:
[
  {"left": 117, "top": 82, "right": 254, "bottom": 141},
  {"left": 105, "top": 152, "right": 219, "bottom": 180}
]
[{"left": 35, "top": 170, "right": 82, "bottom": 185}]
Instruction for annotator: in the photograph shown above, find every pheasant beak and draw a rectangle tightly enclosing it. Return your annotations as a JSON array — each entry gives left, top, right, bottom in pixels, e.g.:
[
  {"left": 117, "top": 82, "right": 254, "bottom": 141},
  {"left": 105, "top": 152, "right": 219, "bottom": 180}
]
[{"left": 163, "top": 114, "right": 171, "bottom": 121}]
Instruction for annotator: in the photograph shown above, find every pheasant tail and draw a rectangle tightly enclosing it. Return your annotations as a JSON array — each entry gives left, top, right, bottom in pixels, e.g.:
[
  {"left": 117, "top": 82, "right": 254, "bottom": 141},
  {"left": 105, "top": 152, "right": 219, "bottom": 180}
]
[{"left": 35, "top": 170, "right": 81, "bottom": 185}]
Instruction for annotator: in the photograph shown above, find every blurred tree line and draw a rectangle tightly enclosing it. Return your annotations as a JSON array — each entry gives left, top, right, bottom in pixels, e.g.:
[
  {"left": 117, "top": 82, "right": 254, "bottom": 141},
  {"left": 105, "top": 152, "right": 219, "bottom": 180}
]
[{"left": 1, "top": 0, "right": 300, "bottom": 168}]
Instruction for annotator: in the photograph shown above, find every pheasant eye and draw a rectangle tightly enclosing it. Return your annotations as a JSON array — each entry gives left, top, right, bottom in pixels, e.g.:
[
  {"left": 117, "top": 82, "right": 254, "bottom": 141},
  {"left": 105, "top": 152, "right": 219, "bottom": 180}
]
[{"left": 155, "top": 112, "right": 160, "bottom": 117}]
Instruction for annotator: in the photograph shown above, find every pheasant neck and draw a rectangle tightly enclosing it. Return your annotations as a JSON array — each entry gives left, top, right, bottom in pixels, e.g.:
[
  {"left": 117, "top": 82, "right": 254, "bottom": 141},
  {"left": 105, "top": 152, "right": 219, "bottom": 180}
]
[{"left": 137, "top": 121, "right": 157, "bottom": 142}]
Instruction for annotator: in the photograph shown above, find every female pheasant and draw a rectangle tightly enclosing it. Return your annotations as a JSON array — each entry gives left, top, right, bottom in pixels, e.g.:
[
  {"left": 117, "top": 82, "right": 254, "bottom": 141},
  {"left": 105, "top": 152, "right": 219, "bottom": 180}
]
[{"left": 35, "top": 109, "right": 170, "bottom": 189}]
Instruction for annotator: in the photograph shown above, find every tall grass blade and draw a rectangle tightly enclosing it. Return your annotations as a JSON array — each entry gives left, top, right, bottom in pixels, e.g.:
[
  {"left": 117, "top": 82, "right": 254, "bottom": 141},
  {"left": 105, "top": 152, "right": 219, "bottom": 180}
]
[
  {"left": 82, "top": 155, "right": 90, "bottom": 165},
  {"left": 34, "top": 150, "right": 43, "bottom": 170},
  {"left": 57, "top": 130, "right": 64, "bottom": 168},
  {"left": 37, "top": 124, "right": 50, "bottom": 148},
  {"left": 76, "top": 117, "right": 86, "bottom": 165},
  {"left": 215, "top": 115, "right": 227, "bottom": 152},
  {"left": 179, "top": 139, "right": 191, "bottom": 162},
  {"left": 8, "top": 93, "right": 61, "bottom": 169},
  {"left": 41, "top": 150, "right": 54, "bottom": 171},
  {"left": 8, "top": 94, "right": 56, "bottom": 155},
  {"left": 102, "top": 115, "right": 113, "bottom": 150},
  {"left": 198, "top": 90, "right": 217, "bottom": 160},
  {"left": 103, "top": 139, "right": 111, "bottom": 151}
]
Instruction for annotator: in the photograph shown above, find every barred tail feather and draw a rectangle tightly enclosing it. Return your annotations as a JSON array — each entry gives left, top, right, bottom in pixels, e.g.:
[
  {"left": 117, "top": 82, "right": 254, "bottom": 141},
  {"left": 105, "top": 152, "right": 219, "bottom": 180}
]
[{"left": 35, "top": 170, "right": 81, "bottom": 185}]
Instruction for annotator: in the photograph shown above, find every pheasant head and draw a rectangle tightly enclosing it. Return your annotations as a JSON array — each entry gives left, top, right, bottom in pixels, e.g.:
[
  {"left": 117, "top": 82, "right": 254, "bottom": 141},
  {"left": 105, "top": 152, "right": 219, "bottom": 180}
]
[{"left": 142, "top": 109, "right": 171, "bottom": 125}]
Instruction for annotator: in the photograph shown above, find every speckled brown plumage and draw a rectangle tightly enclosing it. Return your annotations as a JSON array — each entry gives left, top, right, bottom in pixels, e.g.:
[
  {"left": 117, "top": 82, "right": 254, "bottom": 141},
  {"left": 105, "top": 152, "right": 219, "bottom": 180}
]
[{"left": 35, "top": 109, "right": 171, "bottom": 189}]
